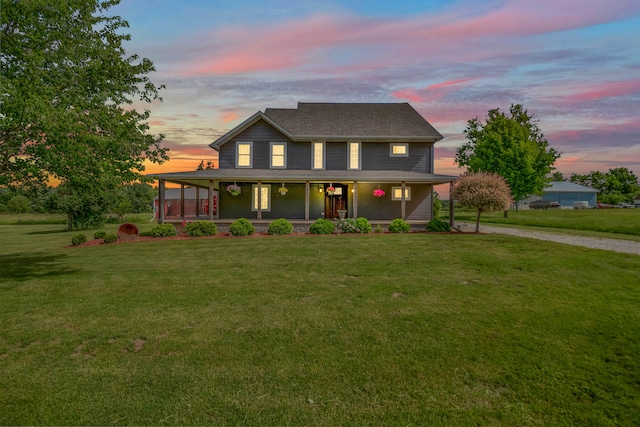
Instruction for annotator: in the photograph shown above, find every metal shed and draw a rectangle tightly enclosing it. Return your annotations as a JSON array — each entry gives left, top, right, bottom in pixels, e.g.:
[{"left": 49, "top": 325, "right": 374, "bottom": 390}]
[{"left": 523, "top": 181, "right": 598, "bottom": 209}]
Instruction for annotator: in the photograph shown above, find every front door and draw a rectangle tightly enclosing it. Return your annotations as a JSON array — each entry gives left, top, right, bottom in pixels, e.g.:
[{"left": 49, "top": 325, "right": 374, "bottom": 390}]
[{"left": 324, "top": 184, "right": 348, "bottom": 219}]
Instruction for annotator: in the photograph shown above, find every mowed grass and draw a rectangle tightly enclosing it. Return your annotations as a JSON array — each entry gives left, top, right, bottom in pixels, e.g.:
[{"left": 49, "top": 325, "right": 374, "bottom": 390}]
[
  {"left": 449, "top": 208, "right": 640, "bottom": 237},
  {"left": 1, "top": 223, "right": 639, "bottom": 426}
]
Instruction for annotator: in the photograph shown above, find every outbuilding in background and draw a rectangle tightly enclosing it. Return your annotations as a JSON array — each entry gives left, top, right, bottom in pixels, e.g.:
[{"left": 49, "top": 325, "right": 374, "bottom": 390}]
[{"left": 521, "top": 181, "right": 598, "bottom": 209}]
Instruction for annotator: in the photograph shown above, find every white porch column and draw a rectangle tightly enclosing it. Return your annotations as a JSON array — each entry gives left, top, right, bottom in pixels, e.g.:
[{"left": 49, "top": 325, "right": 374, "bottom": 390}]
[
  {"left": 401, "top": 181, "right": 406, "bottom": 220},
  {"left": 353, "top": 181, "right": 358, "bottom": 218},
  {"left": 257, "top": 181, "right": 262, "bottom": 221},
  {"left": 305, "top": 181, "right": 310, "bottom": 221},
  {"left": 208, "top": 180, "right": 215, "bottom": 221}
]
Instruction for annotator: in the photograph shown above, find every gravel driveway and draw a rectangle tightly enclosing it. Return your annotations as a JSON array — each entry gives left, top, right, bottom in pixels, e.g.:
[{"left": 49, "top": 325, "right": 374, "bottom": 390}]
[{"left": 460, "top": 223, "right": 640, "bottom": 256}]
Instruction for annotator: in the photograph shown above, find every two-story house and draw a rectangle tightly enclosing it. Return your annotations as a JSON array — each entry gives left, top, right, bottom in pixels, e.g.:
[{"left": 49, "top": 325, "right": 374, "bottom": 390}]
[{"left": 154, "top": 102, "right": 456, "bottom": 224}]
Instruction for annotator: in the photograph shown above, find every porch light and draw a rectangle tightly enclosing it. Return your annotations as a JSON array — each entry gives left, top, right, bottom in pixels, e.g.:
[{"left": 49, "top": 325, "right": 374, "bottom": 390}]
[{"left": 318, "top": 186, "right": 323, "bottom": 193}]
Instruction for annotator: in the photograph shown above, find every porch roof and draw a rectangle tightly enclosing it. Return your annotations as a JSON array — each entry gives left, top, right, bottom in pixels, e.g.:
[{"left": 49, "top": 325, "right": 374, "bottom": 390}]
[{"left": 153, "top": 168, "right": 458, "bottom": 188}]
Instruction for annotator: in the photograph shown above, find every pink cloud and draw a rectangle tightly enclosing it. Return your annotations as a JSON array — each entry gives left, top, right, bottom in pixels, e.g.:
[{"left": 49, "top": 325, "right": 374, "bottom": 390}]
[
  {"left": 178, "top": 0, "right": 640, "bottom": 76},
  {"left": 393, "top": 78, "right": 476, "bottom": 103},
  {"left": 221, "top": 111, "right": 240, "bottom": 123},
  {"left": 560, "top": 79, "right": 640, "bottom": 103},
  {"left": 189, "top": 14, "right": 359, "bottom": 75}
]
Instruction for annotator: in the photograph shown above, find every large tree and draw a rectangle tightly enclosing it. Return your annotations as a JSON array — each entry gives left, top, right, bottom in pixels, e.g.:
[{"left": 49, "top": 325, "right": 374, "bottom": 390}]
[
  {"left": 455, "top": 104, "right": 560, "bottom": 210},
  {"left": 570, "top": 168, "right": 639, "bottom": 205},
  {"left": 0, "top": 0, "right": 168, "bottom": 228}
]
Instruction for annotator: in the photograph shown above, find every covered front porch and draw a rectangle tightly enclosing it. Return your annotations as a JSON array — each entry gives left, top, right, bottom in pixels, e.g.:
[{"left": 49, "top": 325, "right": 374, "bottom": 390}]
[{"left": 154, "top": 169, "right": 457, "bottom": 225}]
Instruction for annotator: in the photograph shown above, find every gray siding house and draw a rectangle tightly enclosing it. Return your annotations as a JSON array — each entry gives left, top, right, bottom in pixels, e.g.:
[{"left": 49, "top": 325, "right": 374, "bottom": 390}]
[{"left": 154, "top": 103, "right": 457, "bottom": 224}]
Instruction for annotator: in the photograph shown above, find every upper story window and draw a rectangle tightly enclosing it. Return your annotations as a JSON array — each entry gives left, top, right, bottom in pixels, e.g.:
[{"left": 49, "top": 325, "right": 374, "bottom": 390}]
[
  {"left": 392, "top": 186, "right": 411, "bottom": 201},
  {"left": 390, "top": 143, "right": 408, "bottom": 157},
  {"left": 236, "top": 142, "right": 253, "bottom": 168},
  {"left": 348, "top": 142, "right": 361, "bottom": 170},
  {"left": 270, "top": 142, "right": 286, "bottom": 169},
  {"left": 312, "top": 141, "right": 325, "bottom": 170}
]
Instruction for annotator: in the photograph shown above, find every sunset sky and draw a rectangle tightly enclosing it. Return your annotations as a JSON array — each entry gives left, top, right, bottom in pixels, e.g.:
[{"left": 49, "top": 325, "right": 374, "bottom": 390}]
[{"left": 112, "top": 0, "right": 640, "bottom": 191}]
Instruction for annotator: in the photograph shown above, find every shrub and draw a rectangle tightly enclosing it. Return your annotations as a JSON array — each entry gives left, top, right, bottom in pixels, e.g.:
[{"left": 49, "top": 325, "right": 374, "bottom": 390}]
[
  {"left": 103, "top": 233, "right": 118, "bottom": 243},
  {"left": 229, "top": 218, "right": 255, "bottom": 236},
  {"left": 71, "top": 234, "right": 87, "bottom": 246},
  {"left": 151, "top": 223, "right": 177, "bottom": 237},
  {"left": 309, "top": 218, "right": 335, "bottom": 234},
  {"left": 388, "top": 218, "right": 410, "bottom": 233},
  {"left": 94, "top": 231, "right": 107, "bottom": 239},
  {"left": 185, "top": 220, "right": 217, "bottom": 237},
  {"left": 426, "top": 218, "right": 451, "bottom": 232},
  {"left": 268, "top": 218, "right": 293, "bottom": 235},
  {"left": 374, "top": 224, "right": 384, "bottom": 233},
  {"left": 356, "top": 217, "right": 372, "bottom": 234},
  {"left": 336, "top": 217, "right": 370, "bottom": 234},
  {"left": 451, "top": 171, "right": 511, "bottom": 232},
  {"left": 433, "top": 191, "right": 442, "bottom": 219}
]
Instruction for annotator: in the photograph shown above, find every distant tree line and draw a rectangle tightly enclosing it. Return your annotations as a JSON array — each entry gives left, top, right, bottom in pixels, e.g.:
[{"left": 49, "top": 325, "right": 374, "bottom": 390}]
[
  {"left": 551, "top": 168, "right": 639, "bottom": 204},
  {"left": 0, "top": 183, "right": 156, "bottom": 219}
]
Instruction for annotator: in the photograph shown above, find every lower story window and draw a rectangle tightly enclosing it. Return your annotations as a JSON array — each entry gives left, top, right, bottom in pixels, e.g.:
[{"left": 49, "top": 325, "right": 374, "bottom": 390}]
[
  {"left": 392, "top": 186, "right": 411, "bottom": 201},
  {"left": 252, "top": 184, "right": 271, "bottom": 211}
]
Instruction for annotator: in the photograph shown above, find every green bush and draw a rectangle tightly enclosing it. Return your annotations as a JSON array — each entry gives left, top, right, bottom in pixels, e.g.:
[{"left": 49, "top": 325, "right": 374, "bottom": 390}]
[
  {"left": 71, "top": 234, "right": 87, "bottom": 246},
  {"left": 336, "top": 217, "right": 370, "bottom": 233},
  {"left": 184, "top": 220, "right": 217, "bottom": 237},
  {"left": 309, "top": 218, "right": 335, "bottom": 234},
  {"left": 103, "top": 234, "right": 118, "bottom": 243},
  {"left": 94, "top": 231, "right": 107, "bottom": 239},
  {"left": 388, "top": 218, "right": 410, "bottom": 233},
  {"left": 268, "top": 218, "right": 293, "bottom": 235},
  {"left": 151, "top": 223, "right": 177, "bottom": 237},
  {"left": 374, "top": 224, "right": 384, "bottom": 233},
  {"left": 336, "top": 218, "right": 357, "bottom": 233},
  {"left": 356, "top": 217, "right": 372, "bottom": 234},
  {"left": 229, "top": 218, "right": 255, "bottom": 236},
  {"left": 426, "top": 219, "right": 451, "bottom": 232}
]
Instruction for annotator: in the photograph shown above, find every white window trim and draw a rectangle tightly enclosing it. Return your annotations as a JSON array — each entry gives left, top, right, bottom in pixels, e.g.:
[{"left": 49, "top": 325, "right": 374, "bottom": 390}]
[
  {"left": 270, "top": 142, "right": 287, "bottom": 169},
  {"left": 312, "top": 141, "right": 325, "bottom": 170},
  {"left": 348, "top": 141, "right": 361, "bottom": 170},
  {"left": 392, "top": 186, "right": 411, "bottom": 201},
  {"left": 390, "top": 143, "right": 409, "bottom": 157},
  {"left": 236, "top": 141, "right": 253, "bottom": 168},
  {"left": 252, "top": 184, "right": 271, "bottom": 211}
]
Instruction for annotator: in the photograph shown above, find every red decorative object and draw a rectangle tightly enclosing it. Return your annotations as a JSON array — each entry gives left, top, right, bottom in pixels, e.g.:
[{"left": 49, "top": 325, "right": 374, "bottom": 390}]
[{"left": 373, "top": 189, "right": 385, "bottom": 197}]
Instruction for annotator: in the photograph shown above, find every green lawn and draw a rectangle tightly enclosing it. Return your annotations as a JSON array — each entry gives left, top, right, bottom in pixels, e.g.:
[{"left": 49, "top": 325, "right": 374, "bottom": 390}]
[
  {"left": 1, "top": 222, "right": 639, "bottom": 425},
  {"left": 447, "top": 208, "right": 640, "bottom": 237}
]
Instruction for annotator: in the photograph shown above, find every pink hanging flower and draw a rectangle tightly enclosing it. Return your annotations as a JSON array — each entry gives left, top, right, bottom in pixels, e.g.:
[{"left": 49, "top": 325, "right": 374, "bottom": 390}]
[{"left": 373, "top": 189, "right": 385, "bottom": 197}]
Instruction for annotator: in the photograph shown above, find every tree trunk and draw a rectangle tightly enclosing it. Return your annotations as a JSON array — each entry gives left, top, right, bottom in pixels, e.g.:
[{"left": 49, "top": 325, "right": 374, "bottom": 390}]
[
  {"left": 475, "top": 209, "right": 482, "bottom": 232},
  {"left": 504, "top": 210, "right": 508, "bottom": 218}
]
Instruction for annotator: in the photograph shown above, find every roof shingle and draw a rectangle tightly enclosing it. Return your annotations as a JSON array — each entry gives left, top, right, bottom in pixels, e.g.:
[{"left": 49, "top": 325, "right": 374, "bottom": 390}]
[{"left": 263, "top": 102, "right": 443, "bottom": 140}]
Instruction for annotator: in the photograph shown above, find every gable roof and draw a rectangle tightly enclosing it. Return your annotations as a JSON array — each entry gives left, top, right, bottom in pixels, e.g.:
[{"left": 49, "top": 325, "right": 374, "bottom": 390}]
[
  {"left": 545, "top": 181, "right": 599, "bottom": 193},
  {"left": 211, "top": 102, "right": 443, "bottom": 148}
]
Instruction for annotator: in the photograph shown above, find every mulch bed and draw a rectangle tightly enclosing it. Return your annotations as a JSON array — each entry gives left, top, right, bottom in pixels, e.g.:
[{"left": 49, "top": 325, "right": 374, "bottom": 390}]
[
  {"left": 71, "top": 230, "right": 468, "bottom": 248},
  {"left": 72, "top": 232, "right": 304, "bottom": 247}
]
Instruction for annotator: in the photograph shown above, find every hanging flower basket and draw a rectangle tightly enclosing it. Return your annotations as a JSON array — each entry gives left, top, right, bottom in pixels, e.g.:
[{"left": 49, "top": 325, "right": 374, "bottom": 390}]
[
  {"left": 279, "top": 186, "right": 288, "bottom": 195},
  {"left": 226, "top": 184, "right": 241, "bottom": 196},
  {"left": 326, "top": 186, "right": 335, "bottom": 195},
  {"left": 373, "top": 189, "right": 385, "bottom": 197}
]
